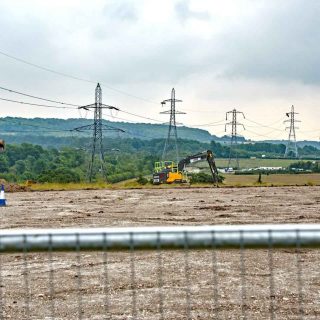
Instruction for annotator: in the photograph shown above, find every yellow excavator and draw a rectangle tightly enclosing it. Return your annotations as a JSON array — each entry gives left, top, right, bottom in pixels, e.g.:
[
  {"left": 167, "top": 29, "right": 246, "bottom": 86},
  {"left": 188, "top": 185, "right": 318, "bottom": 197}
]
[{"left": 153, "top": 150, "right": 219, "bottom": 185}]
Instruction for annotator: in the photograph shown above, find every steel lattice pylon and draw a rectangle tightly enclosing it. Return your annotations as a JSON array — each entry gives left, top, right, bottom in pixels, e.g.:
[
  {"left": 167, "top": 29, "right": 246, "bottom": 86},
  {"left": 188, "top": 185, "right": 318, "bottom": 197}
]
[
  {"left": 74, "top": 83, "right": 124, "bottom": 182},
  {"left": 225, "top": 109, "right": 245, "bottom": 170},
  {"left": 160, "top": 88, "right": 185, "bottom": 163},
  {"left": 284, "top": 105, "right": 300, "bottom": 158},
  {"left": 88, "top": 84, "right": 104, "bottom": 181}
]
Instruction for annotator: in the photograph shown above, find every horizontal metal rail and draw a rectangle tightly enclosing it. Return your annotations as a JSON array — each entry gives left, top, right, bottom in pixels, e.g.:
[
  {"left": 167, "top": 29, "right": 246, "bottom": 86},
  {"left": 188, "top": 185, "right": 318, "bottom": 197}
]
[{"left": 1, "top": 224, "right": 320, "bottom": 252}]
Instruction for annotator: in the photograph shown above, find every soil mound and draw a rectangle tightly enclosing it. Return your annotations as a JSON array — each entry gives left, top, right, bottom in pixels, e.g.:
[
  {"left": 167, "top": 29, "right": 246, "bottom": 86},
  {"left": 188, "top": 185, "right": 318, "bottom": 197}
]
[{"left": 0, "top": 179, "right": 29, "bottom": 192}]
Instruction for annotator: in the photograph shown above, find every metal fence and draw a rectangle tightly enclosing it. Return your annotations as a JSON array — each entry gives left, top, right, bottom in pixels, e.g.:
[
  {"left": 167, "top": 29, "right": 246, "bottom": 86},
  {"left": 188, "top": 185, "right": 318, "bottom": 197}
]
[{"left": 0, "top": 224, "right": 320, "bottom": 319}]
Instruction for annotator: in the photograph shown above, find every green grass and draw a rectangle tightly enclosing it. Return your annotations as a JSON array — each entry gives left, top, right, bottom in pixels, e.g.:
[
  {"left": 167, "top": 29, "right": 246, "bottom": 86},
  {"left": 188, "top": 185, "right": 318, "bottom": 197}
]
[
  {"left": 29, "top": 181, "right": 190, "bottom": 191},
  {"left": 195, "top": 158, "right": 309, "bottom": 169},
  {"left": 27, "top": 172, "right": 320, "bottom": 191},
  {"left": 221, "top": 173, "right": 320, "bottom": 187}
]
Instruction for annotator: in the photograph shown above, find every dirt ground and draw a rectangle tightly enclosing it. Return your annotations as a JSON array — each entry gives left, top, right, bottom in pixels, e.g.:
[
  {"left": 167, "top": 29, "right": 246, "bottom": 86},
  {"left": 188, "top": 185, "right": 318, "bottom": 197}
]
[{"left": 1, "top": 186, "right": 320, "bottom": 319}]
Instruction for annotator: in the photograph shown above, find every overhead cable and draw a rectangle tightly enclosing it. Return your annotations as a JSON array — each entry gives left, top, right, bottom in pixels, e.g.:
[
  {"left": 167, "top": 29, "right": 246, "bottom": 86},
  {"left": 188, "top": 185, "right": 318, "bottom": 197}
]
[
  {"left": 0, "top": 85, "right": 80, "bottom": 107},
  {"left": 0, "top": 97, "right": 76, "bottom": 109},
  {"left": 0, "top": 50, "right": 158, "bottom": 104},
  {"left": 119, "top": 109, "right": 163, "bottom": 123},
  {"left": 244, "top": 118, "right": 284, "bottom": 132}
]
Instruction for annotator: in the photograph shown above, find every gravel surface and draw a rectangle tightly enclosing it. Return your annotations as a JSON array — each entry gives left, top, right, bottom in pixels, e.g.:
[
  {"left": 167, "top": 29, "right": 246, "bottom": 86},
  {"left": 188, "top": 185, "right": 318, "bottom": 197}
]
[{"left": 0, "top": 186, "right": 320, "bottom": 319}]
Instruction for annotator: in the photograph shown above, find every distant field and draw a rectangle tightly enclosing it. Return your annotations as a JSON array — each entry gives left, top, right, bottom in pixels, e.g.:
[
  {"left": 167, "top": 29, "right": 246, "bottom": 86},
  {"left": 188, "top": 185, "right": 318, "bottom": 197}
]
[
  {"left": 221, "top": 173, "right": 320, "bottom": 186},
  {"left": 195, "top": 158, "right": 309, "bottom": 169}
]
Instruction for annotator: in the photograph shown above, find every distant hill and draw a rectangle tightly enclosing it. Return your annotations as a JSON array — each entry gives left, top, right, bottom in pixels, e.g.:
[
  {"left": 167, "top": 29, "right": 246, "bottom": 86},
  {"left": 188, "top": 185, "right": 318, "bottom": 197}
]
[
  {"left": 0, "top": 117, "right": 318, "bottom": 150},
  {"left": 262, "top": 140, "right": 320, "bottom": 150},
  {"left": 0, "top": 117, "right": 216, "bottom": 143}
]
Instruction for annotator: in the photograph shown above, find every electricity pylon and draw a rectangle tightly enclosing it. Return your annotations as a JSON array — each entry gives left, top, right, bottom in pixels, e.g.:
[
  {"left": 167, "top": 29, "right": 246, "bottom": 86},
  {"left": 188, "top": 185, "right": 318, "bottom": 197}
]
[
  {"left": 284, "top": 105, "right": 300, "bottom": 158},
  {"left": 160, "top": 88, "right": 185, "bottom": 163},
  {"left": 74, "top": 83, "right": 124, "bottom": 182},
  {"left": 225, "top": 109, "right": 245, "bottom": 169}
]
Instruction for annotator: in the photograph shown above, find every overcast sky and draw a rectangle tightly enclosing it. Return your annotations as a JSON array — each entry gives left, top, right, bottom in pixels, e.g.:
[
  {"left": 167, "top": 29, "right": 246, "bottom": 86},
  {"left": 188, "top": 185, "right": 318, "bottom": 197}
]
[{"left": 0, "top": 0, "right": 319, "bottom": 141}]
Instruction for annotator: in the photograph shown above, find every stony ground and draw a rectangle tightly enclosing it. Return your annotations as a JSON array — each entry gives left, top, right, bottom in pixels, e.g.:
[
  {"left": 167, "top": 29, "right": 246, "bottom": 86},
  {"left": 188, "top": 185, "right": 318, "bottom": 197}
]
[{"left": 0, "top": 186, "right": 320, "bottom": 319}]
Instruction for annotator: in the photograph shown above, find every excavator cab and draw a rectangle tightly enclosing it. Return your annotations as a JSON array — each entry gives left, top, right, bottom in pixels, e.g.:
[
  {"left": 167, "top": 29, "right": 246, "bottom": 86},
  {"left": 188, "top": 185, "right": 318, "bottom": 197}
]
[{"left": 153, "top": 161, "right": 185, "bottom": 184}]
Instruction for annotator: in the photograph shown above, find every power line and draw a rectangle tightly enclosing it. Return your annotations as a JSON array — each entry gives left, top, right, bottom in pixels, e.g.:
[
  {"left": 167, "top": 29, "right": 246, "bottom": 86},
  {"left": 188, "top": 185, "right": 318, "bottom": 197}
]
[
  {"left": 108, "top": 113, "right": 138, "bottom": 123},
  {"left": 0, "top": 129, "right": 71, "bottom": 133},
  {"left": 117, "top": 108, "right": 227, "bottom": 127},
  {"left": 191, "top": 123, "right": 225, "bottom": 128},
  {"left": 118, "top": 110, "right": 163, "bottom": 123},
  {"left": 244, "top": 128, "right": 284, "bottom": 140},
  {"left": 0, "top": 83, "right": 165, "bottom": 122},
  {"left": 244, "top": 118, "right": 284, "bottom": 131},
  {"left": 0, "top": 83, "right": 229, "bottom": 128},
  {"left": 0, "top": 85, "right": 80, "bottom": 107},
  {"left": 122, "top": 130, "right": 161, "bottom": 140},
  {"left": 0, "top": 49, "right": 158, "bottom": 105},
  {"left": 0, "top": 50, "right": 94, "bottom": 83},
  {"left": 0, "top": 97, "right": 76, "bottom": 109},
  {"left": 0, "top": 86, "right": 165, "bottom": 124},
  {"left": 182, "top": 108, "right": 223, "bottom": 113},
  {"left": 107, "top": 111, "right": 162, "bottom": 126},
  {"left": 0, "top": 92, "right": 292, "bottom": 141},
  {"left": 187, "top": 119, "right": 226, "bottom": 127},
  {"left": 212, "top": 129, "right": 229, "bottom": 136}
]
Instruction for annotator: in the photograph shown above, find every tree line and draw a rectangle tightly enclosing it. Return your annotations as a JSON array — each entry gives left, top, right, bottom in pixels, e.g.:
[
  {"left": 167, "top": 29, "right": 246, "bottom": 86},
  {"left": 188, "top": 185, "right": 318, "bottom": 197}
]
[{"left": 0, "top": 139, "right": 319, "bottom": 183}]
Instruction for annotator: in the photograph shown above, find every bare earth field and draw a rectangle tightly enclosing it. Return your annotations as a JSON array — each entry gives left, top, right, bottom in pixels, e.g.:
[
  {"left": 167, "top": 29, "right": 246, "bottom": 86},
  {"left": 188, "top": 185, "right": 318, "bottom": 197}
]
[{"left": 1, "top": 186, "right": 320, "bottom": 319}]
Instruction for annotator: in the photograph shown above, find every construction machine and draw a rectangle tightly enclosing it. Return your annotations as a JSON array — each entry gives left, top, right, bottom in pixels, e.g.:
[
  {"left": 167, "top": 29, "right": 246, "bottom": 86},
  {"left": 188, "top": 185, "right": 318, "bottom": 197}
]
[{"left": 153, "top": 150, "right": 219, "bottom": 185}]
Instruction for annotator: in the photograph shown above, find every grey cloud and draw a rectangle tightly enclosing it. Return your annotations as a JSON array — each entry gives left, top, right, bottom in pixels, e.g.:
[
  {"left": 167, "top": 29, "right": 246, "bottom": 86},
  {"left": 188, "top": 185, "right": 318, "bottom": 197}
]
[
  {"left": 0, "top": 5, "right": 55, "bottom": 57},
  {"left": 216, "top": 0, "right": 320, "bottom": 84},
  {"left": 92, "top": 0, "right": 320, "bottom": 87},
  {"left": 0, "top": 0, "right": 319, "bottom": 138},
  {"left": 1, "top": 0, "right": 320, "bottom": 102},
  {"left": 105, "top": 37, "right": 205, "bottom": 82},
  {"left": 175, "top": 0, "right": 210, "bottom": 23},
  {"left": 92, "top": 1, "right": 138, "bottom": 40},
  {"left": 0, "top": 4, "right": 64, "bottom": 90},
  {"left": 103, "top": 1, "right": 137, "bottom": 22}
]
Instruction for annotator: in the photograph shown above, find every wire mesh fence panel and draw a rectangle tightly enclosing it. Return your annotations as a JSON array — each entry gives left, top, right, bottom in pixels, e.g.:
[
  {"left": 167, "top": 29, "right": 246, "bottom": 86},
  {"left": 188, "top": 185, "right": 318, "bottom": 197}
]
[{"left": 0, "top": 225, "right": 320, "bottom": 319}]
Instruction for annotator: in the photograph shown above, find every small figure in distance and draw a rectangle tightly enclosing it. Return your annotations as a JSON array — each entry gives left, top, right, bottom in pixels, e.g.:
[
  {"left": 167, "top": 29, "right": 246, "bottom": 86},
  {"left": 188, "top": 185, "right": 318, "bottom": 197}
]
[{"left": 0, "top": 140, "right": 5, "bottom": 152}]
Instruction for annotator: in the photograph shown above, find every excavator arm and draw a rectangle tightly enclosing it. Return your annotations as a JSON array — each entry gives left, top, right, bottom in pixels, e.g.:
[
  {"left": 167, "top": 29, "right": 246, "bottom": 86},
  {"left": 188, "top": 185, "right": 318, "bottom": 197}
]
[
  {"left": 206, "top": 150, "right": 219, "bottom": 184},
  {"left": 178, "top": 150, "right": 219, "bottom": 184},
  {"left": 153, "top": 150, "right": 219, "bottom": 185},
  {"left": 178, "top": 152, "right": 207, "bottom": 171}
]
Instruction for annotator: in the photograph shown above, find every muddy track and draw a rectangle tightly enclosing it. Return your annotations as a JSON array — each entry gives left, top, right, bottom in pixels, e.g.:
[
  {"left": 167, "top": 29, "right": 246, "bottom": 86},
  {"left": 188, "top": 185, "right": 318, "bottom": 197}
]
[{"left": 0, "top": 186, "right": 319, "bottom": 319}]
